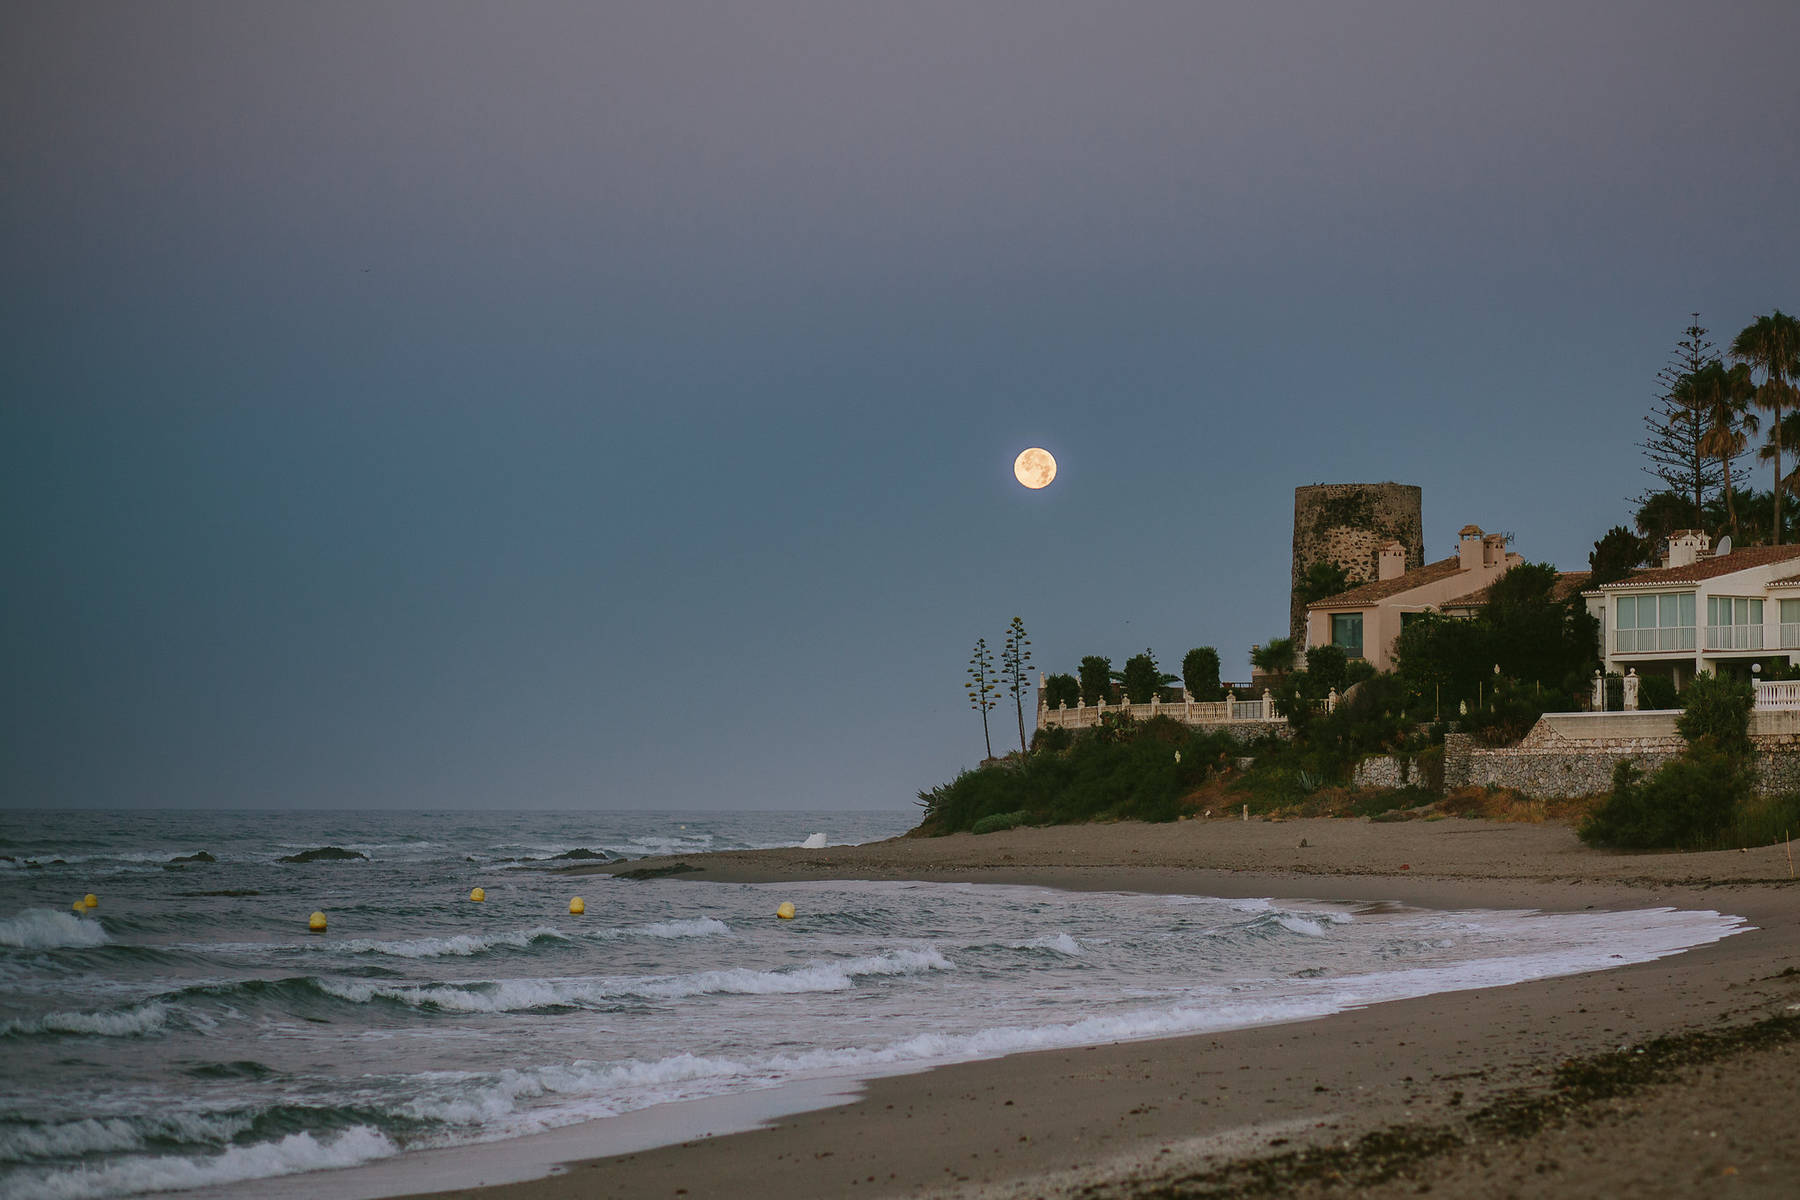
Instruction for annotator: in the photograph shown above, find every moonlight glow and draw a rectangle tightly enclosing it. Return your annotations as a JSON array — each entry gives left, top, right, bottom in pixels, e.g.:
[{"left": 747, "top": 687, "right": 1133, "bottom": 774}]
[{"left": 1013, "top": 448, "right": 1057, "bottom": 489}]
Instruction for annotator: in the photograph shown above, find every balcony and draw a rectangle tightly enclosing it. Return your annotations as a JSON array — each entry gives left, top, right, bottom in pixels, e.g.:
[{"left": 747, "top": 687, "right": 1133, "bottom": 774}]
[
  {"left": 1614, "top": 627, "right": 1695, "bottom": 653},
  {"left": 1705, "top": 624, "right": 1765, "bottom": 652}
]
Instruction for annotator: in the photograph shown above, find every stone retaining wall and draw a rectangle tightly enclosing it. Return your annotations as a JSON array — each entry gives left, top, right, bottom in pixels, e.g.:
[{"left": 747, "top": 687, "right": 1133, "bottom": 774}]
[
  {"left": 1352, "top": 756, "right": 1408, "bottom": 788},
  {"left": 1424, "top": 719, "right": 1800, "bottom": 799}
]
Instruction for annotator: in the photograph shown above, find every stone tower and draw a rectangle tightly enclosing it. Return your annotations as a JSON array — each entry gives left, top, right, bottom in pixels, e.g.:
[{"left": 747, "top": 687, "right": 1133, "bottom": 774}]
[{"left": 1290, "top": 483, "right": 1424, "bottom": 643}]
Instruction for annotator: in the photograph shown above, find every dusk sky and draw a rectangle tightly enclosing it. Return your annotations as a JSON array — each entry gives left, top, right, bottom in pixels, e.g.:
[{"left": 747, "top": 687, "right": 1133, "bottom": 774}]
[{"left": 4, "top": 2, "right": 1798, "bottom": 811}]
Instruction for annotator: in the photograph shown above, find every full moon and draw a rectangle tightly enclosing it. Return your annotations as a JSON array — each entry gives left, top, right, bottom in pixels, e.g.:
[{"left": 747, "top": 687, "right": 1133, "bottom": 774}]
[{"left": 1013, "top": 447, "right": 1057, "bottom": 489}]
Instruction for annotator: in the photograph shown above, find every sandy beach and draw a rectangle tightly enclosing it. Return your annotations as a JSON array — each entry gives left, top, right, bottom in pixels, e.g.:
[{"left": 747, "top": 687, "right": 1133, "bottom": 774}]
[{"left": 389, "top": 818, "right": 1800, "bottom": 1199}]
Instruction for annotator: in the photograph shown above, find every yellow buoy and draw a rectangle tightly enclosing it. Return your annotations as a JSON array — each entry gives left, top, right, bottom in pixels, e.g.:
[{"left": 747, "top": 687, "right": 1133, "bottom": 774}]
[
  {"left": 776, "top": 901, "right": 796, "bottom": 920},
  {"left": 469, "top": 887, "right": 485, "bottom": 903},
  {"left": 308, "top": 911, "right": 328, "bottom": 933},
  {"left": 72, "top": 899, "right": 85, "bottom": 914},
  {"left": 83, "top": 894, "right": 98, "bottom": 909},
  {"left": 569, "top": 896, "right": 585, "bottom": 915}
]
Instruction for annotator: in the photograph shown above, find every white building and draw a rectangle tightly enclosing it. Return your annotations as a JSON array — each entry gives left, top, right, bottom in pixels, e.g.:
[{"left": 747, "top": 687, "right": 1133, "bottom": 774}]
[{"left": 1582, "top": 530, "right": 1800, "bottom": 687}]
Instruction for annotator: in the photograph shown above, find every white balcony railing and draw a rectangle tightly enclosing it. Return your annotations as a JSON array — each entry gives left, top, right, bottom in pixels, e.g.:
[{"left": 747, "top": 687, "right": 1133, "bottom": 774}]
[
  {"left": 1781, "top": 623, "right": 1800, "bottom": 649},
  {"left": 1615, "top": 627, "right": 1696, "bottom": 653},
  {"left": 1705, "top": 624, "right": 1765, "bottom": 651},
  {"left": 1756, "top": 680, "right": 1800, "bottom": 710}
]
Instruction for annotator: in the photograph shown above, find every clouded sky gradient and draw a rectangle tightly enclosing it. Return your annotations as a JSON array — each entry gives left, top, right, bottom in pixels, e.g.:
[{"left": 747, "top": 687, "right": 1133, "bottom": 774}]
[{"left": 4, "top": 2, "right": 1798, "bottom": 810}]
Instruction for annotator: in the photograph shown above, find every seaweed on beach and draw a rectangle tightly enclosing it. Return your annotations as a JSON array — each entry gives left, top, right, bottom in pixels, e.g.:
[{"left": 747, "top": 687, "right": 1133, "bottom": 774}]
[{"left": 1094, "top": 1014, "right": 1800, "bottom": 1199}]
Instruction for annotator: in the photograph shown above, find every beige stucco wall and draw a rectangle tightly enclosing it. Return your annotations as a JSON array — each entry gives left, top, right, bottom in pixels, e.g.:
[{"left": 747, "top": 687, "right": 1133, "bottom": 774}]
[{"left": 1305, "top": 553, "right": 1521, "bottom": 672}]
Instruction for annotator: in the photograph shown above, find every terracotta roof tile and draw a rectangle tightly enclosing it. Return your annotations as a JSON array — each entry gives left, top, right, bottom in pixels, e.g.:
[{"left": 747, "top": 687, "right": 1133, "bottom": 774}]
[
  {"left": 1306, "top": 556, "right": 1467, "bottom": 608},
  {"left": 1583, "top": 543, "right": 1800, "bottom": 589}
]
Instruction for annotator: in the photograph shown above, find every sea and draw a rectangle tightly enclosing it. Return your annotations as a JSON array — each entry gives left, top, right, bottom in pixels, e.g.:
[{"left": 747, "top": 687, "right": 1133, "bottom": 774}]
[{"left": 0, "top": 808, "right": 1751, "bottom": 1200}]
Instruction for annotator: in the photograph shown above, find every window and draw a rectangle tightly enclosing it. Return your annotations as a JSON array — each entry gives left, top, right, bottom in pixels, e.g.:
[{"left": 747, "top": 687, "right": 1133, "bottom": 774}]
[
  {"left": 1615, "top": 592, "right": 1695, "bottom": 652},
  {"left": 1707, "top": 596, "right": 1765, "bottom": 650},
  {"left": 1783, "top": 600, "right": 1800, "bottom": 650},
  {"left": 1330, "top": 613, "right": 1363, "bottom": 657}
]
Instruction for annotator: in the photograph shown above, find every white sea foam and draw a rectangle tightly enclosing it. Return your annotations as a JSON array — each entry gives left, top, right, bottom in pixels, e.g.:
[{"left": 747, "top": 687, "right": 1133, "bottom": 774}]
[
  {"left": 800, "top": 832, "right": 828, "bottom": 849},
  {"left": 0, "top": 1112, "right": 254, "bottom": 1162},
  {"left": 338, "top": 927, "right": 568, "bottom": 960},
  {"left": 315, "top": 946, "right": 953, "bottom": 1013},
  {"left": 5, "top": 1126, "right": 398, "bottom": 1200},
  {"left": 0, "top": 1002, "right": 168, "bottom": 1039},
  {"left": 0, "top": 910, "right": 111, "bottom": 951},
  {"left": 1009, "top": 932, "right": 1083, "bottom": 955},
  {"left": 631, "top": 917, "right": 731, "bottom": 940}
]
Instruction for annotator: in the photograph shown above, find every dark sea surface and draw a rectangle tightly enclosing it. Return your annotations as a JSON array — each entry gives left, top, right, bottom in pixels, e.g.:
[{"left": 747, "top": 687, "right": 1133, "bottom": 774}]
[{"left": 0, "top": 809, "right": 1747, "bottom": 1200}]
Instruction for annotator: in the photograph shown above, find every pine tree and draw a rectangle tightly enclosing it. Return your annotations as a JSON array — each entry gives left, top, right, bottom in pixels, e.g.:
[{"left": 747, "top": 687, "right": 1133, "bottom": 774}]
[{"left": 1641, "top": 316, "right": 1722, "bottom": 528}]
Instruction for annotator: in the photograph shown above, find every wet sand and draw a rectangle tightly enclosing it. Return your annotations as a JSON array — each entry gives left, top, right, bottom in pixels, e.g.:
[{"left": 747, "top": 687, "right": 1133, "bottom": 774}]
[{"left": 385, "top": 818, "right": 1800, "bottom": 1199}]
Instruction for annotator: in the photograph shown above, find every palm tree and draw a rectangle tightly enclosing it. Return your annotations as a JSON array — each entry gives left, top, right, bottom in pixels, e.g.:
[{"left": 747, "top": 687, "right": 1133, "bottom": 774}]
[
  {"left": 1688, "top": 360, "right": 1757, "bottom": 538},
  {"left": 1731, "top": 311, "right": 1800, "bottom": 543}
]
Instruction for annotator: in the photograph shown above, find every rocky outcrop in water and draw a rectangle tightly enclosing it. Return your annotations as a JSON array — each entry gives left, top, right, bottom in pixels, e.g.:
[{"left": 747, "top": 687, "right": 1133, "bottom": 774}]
[{"left": 277, "top": 846, "right": 368, "bottom": 863}]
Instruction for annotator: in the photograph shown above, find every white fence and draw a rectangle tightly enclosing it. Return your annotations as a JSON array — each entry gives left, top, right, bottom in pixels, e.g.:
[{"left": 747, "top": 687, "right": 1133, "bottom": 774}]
[
  {"left": 1035, "top": 686, "right": 1346, "bottom": 732},
  {"left": 1756, "top": 680, "right": 1800, "bottom": 711}
]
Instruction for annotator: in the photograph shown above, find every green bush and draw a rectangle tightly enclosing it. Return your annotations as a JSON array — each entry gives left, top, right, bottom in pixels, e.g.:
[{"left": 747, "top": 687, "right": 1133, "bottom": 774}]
[
  {"left": 1722, "top": 793, "right": 1800, "bottom": 850},
  {"left": 1306, "top": 644, "right": 1348, "bottom": 694},
  {"left": 1121, "top": 650, "right": 1162, "bottom": 704},
  {"left": 971, "top": 810, "right": 1029, "bottom": 834},
  {"left": 1580, "top": 749, "right": 1749, "bottom": 850},
  {"left": 1677, "top": 673, "right": 1753, "bottom": 756},
  {"left": 1030, "top": 723, "right": 1074, "bottom": 753},
  {"left": 1182, "top": 647, "right": 1223, "bottom": 701},
  {"left": 1042, "top": 672, "right": 1081, "bottom": 710},
  {"left": 915, "top": 720, "right": 1241, "bottom": 832},
  {"left": 1638, "top": 673, "right": 1680, "bottom": 711}
]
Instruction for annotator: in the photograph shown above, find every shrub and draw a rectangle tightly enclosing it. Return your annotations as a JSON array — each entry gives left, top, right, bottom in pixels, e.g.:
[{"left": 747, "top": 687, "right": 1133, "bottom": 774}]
[
  {"left": 1722, "top": 792, "right": 1800, "bottom": 850},
  {"left": 1030, "top": 724, "right": 1074, "bottom": 753},
  {"left": 1182, "top": 647, "right": 1223, "bottom": 701},
  {"left": 1306, "top": 644, "right": 1348, "bottom": 694},
  {"left": 1042, "top": 672, "right": 1081, "bottom": 710},
  {"left": 1465, "top": 679, "right": 1547, "bottom": 747},
  {"left": 1638, "top": 673, "right": 1680, "bottom": 711},
  {"left": 914, "top": 719, "right": 1241, "bottom": 832},
  {"left": 1078, "top": 656, "right": 1113, "bottom": 706},
  {"left": 1677, "top": 673, "right": 1753, "bottom": 756},
  {"left": 1121, "top": 650, "right": 1161, "bottom": 703},
  {"left": 971, "top": 810, "right": 1029, "bottom": 834},
  {"left": 1580, "top": 748, "right": 1748, "bottom": 850}
]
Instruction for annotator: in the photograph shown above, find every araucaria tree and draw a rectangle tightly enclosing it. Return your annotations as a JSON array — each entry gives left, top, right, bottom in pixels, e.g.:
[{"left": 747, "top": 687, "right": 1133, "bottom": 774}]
[
  {"left": 1001, "top": 617, "right": 1033, "bottom": 754},
  {"left": 965, "top": 638, "right": 999, "bottom": 760},
  {"left": 1732, "top": 310, "right": 1800, "bottom": 544},
  {"left": 1642, "top": 317, "right": 1722, "bottom": 527}
]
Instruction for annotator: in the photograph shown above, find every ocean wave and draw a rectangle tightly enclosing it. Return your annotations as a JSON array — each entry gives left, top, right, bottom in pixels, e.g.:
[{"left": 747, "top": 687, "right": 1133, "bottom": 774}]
[
  {"left": 314, "top": 946, "right": 954, "bottom": 1013},
  {"left": 0, "top": 911, "right": 111, "bottom": 952},
  {"left": 0, "top": 1111, "right": 253, "bottom": 1164},
  {"left": 0, "top": 1002, "right": 169, "bottom": 1040},
  {"left": 2, "top": 1125, "right": 397, "bottom": 1200},
  {"left": 1007, "top": 932, "right": 1083, "bottom": 956},
  {"left": 338, "top": 927, "right": 570, "bottom": 960},
  {"left": 628, "top": 917, "right": 730, "bottom": 940}
]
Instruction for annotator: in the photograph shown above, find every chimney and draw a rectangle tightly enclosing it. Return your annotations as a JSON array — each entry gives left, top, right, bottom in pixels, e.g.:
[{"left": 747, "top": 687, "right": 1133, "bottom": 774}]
[
  {"left": 1377, "top": 541, "right": 1406, "bottom": 581},
  {"left": 1482, "top": 533, "right": 1507, "bottom": 568},
  {"left": 1662, "top": 529, "right": 1711, "bottom": 569},
  {"left": 1458, "top": 525, "right": 1484, "bottom": 571}
]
